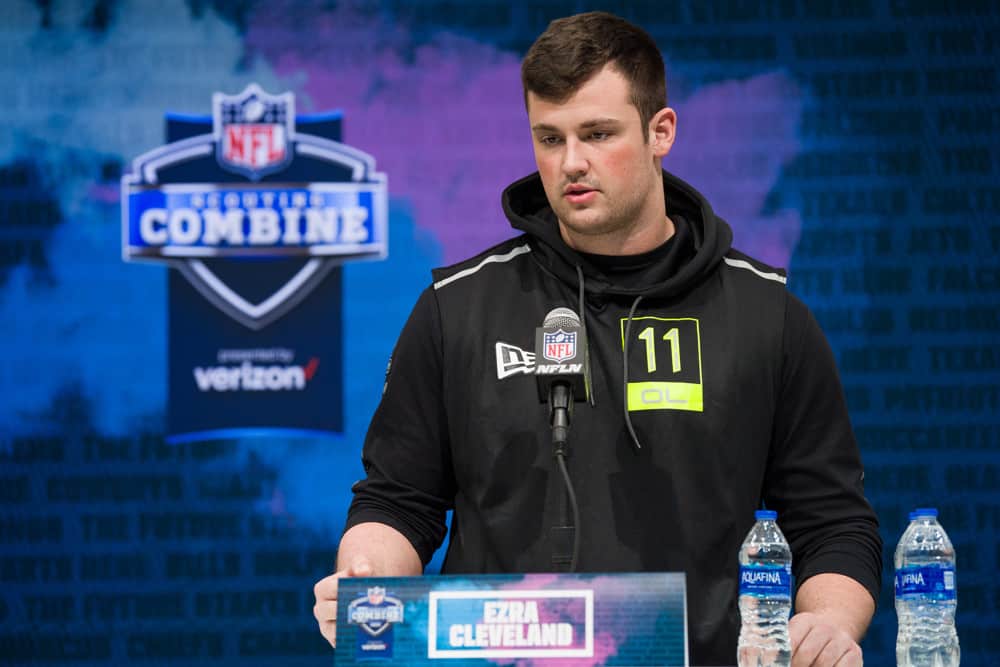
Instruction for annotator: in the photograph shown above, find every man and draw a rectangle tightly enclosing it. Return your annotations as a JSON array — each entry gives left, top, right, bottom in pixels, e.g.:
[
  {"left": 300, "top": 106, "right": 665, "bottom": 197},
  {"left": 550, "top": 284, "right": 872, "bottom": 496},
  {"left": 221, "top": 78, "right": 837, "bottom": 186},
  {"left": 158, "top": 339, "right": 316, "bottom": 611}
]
[{"left": 314, "top": 12, "right": 881, "bottom": 666}]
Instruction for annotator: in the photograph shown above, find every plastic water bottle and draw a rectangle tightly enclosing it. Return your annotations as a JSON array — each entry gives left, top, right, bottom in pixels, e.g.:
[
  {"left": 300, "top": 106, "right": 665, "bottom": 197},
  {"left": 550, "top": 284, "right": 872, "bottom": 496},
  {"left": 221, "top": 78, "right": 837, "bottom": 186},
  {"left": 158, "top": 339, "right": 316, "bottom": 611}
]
[
  {"left": 895, "top": 508, "right": 960, "bottom": 666},
  {"left": 737, "top": 509, "right": 792, "bottom": 667}
]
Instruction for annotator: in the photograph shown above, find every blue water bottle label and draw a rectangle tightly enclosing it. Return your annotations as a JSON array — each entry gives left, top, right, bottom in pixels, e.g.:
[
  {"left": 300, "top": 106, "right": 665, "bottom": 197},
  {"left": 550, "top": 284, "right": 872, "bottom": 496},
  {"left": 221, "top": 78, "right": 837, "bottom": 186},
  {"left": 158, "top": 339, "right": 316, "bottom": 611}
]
[
  {"left": 894, "top": 565, "right": 957, "bottom": 600},
  {"left": 739, "top": 563, "right": 792, "bottom": 598}
]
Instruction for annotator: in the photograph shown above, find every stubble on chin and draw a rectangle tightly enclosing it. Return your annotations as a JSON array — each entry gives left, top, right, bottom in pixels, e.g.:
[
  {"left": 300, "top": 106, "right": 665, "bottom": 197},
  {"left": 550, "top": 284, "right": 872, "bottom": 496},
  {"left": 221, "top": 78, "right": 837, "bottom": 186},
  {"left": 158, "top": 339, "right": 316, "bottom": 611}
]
[{"left": 555, "top": 208, "right": 625, "bottom": 244}]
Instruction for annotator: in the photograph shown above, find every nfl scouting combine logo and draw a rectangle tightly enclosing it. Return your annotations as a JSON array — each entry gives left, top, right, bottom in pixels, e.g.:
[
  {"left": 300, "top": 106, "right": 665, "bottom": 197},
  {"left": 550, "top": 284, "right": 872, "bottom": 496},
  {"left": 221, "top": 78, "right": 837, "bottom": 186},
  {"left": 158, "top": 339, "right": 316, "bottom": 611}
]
[
  {"left": 347, "top": 586, "right": 405, "bottom": 660},
  {"left": 121, "top": 83, "right": 387, "bottom": 330}
]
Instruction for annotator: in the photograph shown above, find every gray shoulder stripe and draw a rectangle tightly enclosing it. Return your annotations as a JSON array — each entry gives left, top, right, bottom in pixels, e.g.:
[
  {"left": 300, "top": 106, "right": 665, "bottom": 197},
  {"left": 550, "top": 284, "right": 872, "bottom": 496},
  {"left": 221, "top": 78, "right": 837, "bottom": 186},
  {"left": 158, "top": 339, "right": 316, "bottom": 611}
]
[
  {"left": 723, "top": 257, "right": 787, "bottom": 284},
  {"left": 433, "top": 244, "right": 532, "bottom": 290}
]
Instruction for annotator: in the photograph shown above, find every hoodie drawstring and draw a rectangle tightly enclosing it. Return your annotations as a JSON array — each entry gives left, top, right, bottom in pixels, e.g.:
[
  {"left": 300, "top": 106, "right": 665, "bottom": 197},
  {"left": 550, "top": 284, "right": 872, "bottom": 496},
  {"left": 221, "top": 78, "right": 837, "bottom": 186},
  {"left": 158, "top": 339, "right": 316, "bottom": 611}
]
[
  {"left": 575, "top": 263, "right": 643, "bottom": 451},
  {"left": 622, "top": 295, "right": 644, "bottom": 451},
  {"left": 575, "top": 265, "right": 596, "bottom": 407}
]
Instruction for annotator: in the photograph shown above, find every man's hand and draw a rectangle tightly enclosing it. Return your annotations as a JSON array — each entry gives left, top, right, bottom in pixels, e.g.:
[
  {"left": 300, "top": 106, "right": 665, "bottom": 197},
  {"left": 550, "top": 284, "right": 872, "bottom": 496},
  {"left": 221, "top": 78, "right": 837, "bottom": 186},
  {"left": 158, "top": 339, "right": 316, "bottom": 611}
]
[
  {"left": 789, "top": 612, "right": 863, "bottom": 666},
  {"left": 312, "top": 556, "right": 374, "bottom": 648},
  {"left": 313, "top": 523, "right": 422, "bottom": 649}
]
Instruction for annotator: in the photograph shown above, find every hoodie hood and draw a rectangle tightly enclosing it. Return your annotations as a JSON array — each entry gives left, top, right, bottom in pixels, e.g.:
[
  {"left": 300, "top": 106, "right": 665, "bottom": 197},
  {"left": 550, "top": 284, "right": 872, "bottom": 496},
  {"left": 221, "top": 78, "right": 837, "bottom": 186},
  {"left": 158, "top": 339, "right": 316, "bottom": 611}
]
[{"left": 501, "top": 170, "right": 732, "bottom": 300}]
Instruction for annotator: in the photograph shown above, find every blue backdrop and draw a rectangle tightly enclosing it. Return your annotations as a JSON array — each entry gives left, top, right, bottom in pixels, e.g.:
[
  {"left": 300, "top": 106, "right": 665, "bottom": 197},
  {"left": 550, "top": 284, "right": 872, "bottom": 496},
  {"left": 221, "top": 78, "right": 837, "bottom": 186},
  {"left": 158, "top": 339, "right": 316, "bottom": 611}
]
[{"left": 1, "top": 1, "right": 998, "bottom": 664}]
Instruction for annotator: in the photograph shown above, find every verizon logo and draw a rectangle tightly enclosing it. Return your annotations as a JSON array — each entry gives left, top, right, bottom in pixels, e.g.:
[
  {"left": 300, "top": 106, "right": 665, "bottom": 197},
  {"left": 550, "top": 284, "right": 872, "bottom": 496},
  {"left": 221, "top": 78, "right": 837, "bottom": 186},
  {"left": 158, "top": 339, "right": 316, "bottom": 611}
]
[{"left": 193, "top": 358, "right": 319, "bottom": 392}]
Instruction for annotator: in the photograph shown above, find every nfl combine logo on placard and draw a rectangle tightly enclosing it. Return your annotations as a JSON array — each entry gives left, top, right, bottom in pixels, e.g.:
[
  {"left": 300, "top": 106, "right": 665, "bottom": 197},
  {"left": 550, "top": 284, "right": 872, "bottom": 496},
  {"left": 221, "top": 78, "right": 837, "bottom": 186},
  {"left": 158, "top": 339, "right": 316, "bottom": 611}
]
[
  {"left": 121, "top": 84, "right": 387, "bottom": 330},
  {"left": 347, "top": 587, "right": 405, "bottom": 660},
  {"left": 543, "top": 330, "right": 577, "bottom": 363}
]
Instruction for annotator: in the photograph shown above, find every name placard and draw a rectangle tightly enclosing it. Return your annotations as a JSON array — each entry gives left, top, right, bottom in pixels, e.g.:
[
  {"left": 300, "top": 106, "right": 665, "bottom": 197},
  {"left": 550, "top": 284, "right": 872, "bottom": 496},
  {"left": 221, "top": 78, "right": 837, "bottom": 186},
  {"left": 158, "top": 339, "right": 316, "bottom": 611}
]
[{"left": 335, "top": 572, "right": 687, "bottom": 666}]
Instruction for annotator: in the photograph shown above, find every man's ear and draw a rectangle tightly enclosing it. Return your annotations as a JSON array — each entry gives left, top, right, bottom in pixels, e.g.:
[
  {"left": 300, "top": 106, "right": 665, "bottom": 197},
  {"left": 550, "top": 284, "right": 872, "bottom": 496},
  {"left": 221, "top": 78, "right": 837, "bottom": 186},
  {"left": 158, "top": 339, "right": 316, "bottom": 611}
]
[{"left": 649, "top": 107, "right": 677, "bottom": 158}]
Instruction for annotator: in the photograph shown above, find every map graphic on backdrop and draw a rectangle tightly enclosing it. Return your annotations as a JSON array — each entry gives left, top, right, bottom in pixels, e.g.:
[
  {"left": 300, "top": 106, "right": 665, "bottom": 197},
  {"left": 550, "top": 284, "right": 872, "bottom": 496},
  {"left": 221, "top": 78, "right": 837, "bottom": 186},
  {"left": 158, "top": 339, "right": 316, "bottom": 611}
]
[{"left": 121, "top": 84, "right": 388, "bottom": 441}]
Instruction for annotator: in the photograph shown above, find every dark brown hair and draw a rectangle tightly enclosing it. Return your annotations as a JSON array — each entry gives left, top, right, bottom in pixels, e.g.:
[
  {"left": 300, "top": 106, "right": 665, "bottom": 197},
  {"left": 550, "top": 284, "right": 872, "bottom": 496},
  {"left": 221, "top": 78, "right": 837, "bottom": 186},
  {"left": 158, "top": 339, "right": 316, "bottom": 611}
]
[{"left": 521, "top": 11, "right": 667, "bottom": 134}]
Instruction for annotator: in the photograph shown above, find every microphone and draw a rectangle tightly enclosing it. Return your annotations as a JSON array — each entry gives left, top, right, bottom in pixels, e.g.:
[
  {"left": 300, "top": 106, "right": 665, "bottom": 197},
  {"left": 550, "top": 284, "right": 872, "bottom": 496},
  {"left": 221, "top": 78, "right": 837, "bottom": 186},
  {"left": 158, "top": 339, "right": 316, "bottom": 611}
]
[
  {"left": 534, "top": 307, "right": 587, "bottom": 572},
  {"left": 534, "top": 307, "right": 588, "bottom": 454}
]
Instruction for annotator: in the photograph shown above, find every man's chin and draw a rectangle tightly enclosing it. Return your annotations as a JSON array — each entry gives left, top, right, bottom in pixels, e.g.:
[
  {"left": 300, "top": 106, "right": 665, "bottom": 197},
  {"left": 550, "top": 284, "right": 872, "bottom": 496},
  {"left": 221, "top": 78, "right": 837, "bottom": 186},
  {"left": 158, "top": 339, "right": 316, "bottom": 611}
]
[{"left": 556, "top": 213, "right": 619, "bottom": 239}]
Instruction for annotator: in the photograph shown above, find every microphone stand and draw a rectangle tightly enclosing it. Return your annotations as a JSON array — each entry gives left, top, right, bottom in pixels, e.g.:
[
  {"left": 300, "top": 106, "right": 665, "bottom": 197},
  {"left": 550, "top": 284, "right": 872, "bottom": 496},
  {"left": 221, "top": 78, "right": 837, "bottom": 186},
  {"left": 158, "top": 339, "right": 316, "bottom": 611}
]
[{"left": 550, "top": 384, "right": 580, "bottom": 573}]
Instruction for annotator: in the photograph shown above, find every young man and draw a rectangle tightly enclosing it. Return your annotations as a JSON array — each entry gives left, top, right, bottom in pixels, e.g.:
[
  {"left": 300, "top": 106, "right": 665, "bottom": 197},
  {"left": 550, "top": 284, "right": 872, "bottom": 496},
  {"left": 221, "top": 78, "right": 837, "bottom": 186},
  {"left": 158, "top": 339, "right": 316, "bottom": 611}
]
[{"left": 314, "top": 12, "right": 881, "bottom": 666}]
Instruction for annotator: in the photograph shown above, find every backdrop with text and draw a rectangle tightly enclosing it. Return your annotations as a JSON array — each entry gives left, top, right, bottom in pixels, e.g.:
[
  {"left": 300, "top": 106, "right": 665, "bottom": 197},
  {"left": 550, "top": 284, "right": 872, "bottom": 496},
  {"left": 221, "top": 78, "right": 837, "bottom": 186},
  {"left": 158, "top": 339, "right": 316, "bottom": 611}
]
[{"left": 1, "top": 1, "right": 998, "bottom": 665}]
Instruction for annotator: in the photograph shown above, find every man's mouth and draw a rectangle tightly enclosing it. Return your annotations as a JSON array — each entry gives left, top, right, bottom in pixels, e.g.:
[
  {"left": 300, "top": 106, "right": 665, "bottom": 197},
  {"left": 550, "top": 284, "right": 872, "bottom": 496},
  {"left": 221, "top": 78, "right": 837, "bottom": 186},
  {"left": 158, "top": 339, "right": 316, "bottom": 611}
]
[{"left": 563, "top": 185, "right": 598, "bottom": 204}]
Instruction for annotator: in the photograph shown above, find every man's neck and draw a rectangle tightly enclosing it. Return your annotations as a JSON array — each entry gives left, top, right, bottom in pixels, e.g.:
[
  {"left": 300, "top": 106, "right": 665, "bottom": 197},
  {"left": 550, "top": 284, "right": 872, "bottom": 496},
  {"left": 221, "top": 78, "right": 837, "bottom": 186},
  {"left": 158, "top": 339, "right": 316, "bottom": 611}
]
[{"left": 560, "top": 214, "right": 676, "bottom": 256}]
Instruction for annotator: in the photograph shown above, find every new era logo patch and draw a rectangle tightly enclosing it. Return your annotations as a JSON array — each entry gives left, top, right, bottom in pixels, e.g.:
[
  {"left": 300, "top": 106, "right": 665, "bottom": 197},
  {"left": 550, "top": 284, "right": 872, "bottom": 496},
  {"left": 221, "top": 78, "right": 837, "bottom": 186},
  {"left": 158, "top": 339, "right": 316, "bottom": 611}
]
[{"left": 495, "top": 342, "right": 535, "bottom": 379}]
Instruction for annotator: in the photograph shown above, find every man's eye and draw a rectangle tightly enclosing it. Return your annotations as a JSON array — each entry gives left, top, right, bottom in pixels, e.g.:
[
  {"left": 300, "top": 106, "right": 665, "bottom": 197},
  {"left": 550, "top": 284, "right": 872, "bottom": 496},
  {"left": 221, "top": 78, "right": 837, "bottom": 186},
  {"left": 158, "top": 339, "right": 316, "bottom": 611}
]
[
  {"left": 589, "top": 131, "right": 610, "bottom": 141},
  {"left": 539, "top": 136, "right": 562, "bottom": 146}
]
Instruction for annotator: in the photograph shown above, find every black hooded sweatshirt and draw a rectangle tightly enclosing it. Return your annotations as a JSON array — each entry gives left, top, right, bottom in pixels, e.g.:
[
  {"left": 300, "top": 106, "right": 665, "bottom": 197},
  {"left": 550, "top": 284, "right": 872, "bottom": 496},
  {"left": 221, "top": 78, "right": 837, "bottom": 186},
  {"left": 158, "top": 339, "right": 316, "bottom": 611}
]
[{"left": 346, "top": 170, "right": 882, "bottom": 665}]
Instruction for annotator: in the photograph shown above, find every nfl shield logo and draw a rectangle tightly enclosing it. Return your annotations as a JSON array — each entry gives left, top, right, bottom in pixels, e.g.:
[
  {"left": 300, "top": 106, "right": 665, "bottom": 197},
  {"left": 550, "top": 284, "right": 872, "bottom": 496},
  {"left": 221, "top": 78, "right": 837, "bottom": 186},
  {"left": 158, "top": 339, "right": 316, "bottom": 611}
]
[
  {"left": 543, "top": 329, "right": 577, "bottom": 363},
  {"left": 367, "top": 586, "right": 386, "bottom": 605},
  {"left": 213, "top": 83, "right": 293, "bottom": 180}
]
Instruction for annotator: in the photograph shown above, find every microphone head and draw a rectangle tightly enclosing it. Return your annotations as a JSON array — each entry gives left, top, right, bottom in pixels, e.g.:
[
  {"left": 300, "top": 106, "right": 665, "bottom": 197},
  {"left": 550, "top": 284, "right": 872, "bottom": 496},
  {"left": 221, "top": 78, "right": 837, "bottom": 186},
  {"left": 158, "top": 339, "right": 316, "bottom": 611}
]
[{"left": 543, "top": 307, "right": 581, "bottom": 329}]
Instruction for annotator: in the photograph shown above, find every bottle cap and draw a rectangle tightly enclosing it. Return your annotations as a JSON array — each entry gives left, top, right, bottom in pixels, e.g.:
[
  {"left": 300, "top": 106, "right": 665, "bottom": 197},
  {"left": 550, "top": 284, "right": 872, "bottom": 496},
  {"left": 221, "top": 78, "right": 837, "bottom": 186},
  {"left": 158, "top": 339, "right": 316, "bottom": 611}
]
[
  {"left": 755, "top": 510, "right": 778, "bottom": 520},
  {"left": 912, "top": 507, "right": 938, "bottom": 518}
]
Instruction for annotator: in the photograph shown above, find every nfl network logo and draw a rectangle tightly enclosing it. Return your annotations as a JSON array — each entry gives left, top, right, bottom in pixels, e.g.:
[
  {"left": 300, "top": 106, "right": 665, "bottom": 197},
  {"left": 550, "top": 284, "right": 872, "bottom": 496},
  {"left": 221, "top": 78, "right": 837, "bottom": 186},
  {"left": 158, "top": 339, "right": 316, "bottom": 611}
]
[
  {"left": 543, "top": 329, "right": 577, "bottom": 363},
  {"left": 121, "top": 84, "right": 387, "bottom": 330}
]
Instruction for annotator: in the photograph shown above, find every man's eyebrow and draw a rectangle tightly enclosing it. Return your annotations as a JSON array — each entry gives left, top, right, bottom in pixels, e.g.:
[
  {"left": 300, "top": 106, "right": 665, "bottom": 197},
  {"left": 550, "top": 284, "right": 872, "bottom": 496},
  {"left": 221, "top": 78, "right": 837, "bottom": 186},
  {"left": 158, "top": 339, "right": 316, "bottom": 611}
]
[
  {"left": 579, "top": 118, "right": 623, "bottom": 128},
  {"left": 530, "top": 118, "right": 623, "bottom": 132}
]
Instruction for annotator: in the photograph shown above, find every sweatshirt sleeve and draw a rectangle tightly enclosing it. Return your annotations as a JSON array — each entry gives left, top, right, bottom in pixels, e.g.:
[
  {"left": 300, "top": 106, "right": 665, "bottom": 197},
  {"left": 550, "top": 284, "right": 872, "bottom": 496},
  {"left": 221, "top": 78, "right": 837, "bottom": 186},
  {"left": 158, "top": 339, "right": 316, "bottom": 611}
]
[
  {"left": 764, "top": 293, "right": 883, "bottom": 606},
  {"left": 343, "top": 286, "right": 454, "bottom": 566}
]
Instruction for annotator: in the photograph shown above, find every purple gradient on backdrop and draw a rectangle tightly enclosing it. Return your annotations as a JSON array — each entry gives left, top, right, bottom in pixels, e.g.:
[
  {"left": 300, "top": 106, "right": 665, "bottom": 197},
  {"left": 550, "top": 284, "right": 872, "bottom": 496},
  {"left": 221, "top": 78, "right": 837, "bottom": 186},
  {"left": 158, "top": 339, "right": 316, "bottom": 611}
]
[
  {"left": 668, "top": 72, "right": 804, "bottom": 268},
  {"left": 246, "top": 3, "right": 530, "bottom": 266},
  {"left": 246, "top": 4, "right": 802, "bottom": 269}
]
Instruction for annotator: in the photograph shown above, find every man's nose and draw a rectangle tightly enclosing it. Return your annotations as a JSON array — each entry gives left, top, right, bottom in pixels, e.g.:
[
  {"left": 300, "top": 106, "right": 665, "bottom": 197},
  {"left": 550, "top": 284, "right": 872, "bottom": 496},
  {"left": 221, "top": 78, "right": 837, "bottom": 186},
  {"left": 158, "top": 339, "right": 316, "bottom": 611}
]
[{"left": 561, "top": 139, "right": 588, "bottom": 177}]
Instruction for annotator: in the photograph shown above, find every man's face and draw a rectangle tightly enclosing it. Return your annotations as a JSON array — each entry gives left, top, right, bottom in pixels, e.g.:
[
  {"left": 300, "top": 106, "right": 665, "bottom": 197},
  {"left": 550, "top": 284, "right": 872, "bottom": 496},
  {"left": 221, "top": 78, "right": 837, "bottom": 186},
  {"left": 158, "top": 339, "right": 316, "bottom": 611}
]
[{"left": 527, "top": 65, "right": 670, "bottom": 250}]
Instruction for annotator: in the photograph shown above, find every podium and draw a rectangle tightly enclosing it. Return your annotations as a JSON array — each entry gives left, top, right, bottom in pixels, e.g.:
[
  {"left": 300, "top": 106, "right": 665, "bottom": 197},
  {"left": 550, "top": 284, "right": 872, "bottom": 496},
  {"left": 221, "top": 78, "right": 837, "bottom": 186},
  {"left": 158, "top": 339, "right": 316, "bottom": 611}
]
[{"left": 336, "top": 572, "right": 688, "bottom": 666}]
